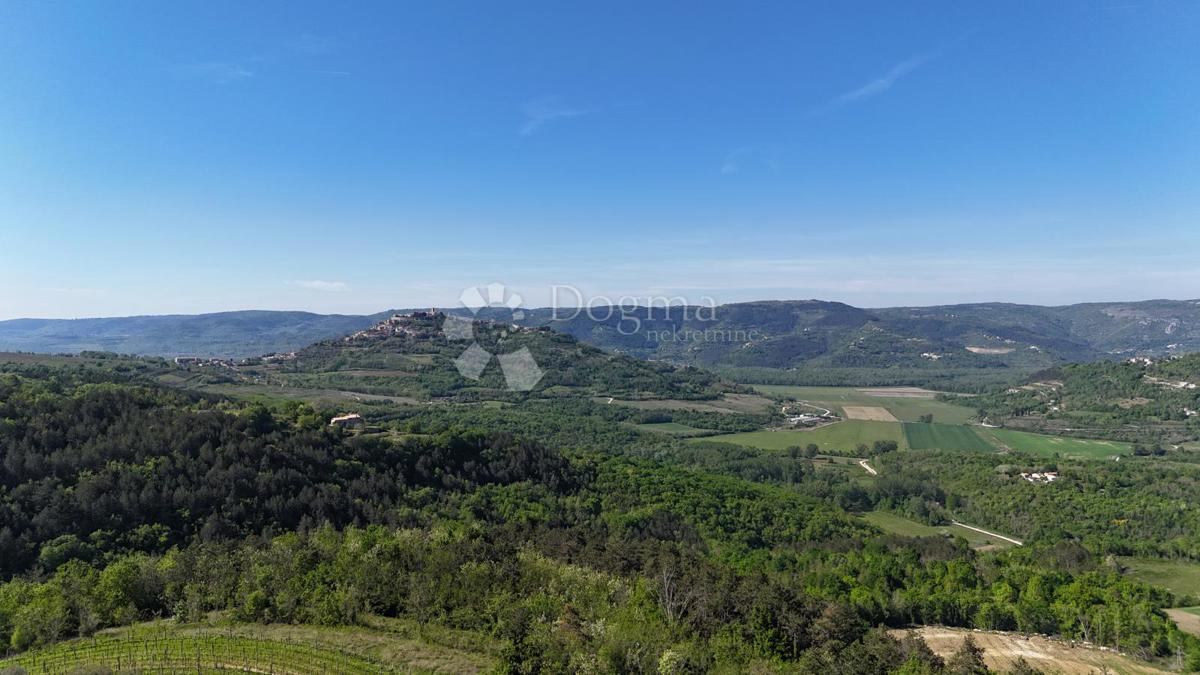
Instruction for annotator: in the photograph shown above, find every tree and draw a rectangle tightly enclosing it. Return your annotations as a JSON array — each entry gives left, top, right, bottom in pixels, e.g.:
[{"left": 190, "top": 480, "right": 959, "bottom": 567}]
[
  {"left": 946, "top": 635, "right": 989, "bottom": 675},
  {"left": 1007, "top": 657, "right": 1042, "bottom": 674}
]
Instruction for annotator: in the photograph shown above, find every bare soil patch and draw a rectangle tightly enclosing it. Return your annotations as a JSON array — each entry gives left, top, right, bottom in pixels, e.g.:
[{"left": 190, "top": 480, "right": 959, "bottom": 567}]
[
  {"left": 895, "top": 626, "right": 1168, "bottom": 674},
  {"left": 843, "top": 405, "right": 899, "bottom": 422},
  {"left": 966, "top": 346, "right": 1015, "bottom": 355},
  {"left": 1166, "top": 608, "right": 1200, "bottom": 638}
]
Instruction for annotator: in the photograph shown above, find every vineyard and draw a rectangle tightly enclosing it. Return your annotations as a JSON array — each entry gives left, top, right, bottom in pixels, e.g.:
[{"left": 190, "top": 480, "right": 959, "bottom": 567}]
[{"left": 0, "top": 633, "right": 395, "bottom": 674}]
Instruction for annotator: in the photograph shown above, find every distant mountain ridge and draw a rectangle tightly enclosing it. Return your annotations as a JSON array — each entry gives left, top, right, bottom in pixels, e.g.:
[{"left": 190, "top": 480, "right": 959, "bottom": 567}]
[
  {"left": 3, "top": 299, "right": 1200, "bottom": 371},
  {"left": 0, "top": 310, "right": 394, "bottom": 358},
  {"left": 507, "top": 298, "right": 1200, "bottom": 372}
]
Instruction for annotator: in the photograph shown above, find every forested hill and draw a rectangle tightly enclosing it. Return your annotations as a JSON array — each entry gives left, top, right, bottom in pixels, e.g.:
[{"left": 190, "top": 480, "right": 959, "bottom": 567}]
[
  {"left": 515, "top": 299, "right": 1200, "bottom": 376},
  {"left": 970, "top": 352, "right": 1200, "bottom": 441},
  {"left": 256, "top": 312, "right": 734, "bottom": 401}
]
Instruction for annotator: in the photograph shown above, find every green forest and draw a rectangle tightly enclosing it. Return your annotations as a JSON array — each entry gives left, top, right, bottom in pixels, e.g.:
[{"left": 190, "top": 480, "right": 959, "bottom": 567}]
[{"left": 1, "top": 359, "right": 1199, "bottom": 673}]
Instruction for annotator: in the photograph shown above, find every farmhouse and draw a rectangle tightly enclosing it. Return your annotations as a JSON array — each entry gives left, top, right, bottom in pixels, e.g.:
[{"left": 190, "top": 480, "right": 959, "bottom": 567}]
[{"left": 329, "top": 413, "right": 366, "bottom": 429}]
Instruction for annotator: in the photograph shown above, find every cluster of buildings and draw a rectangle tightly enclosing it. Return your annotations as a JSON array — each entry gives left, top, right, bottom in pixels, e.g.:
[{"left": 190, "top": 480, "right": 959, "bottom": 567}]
[
  {"left": 173, "top": 356, "right": 236, "bottom": 367},
  {"left": 1019, "top": 471, "right": 1059, "bottom": 484},
  {"left": 347, "top": 312, "right": 442, "bottom": 341}
]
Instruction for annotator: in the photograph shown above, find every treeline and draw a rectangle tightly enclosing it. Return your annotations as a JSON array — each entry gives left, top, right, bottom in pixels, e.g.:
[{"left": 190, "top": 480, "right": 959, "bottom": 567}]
[
  {"left": 715, "top": 366, "right": 1026, "bottom": 394},
  {"left": 0, "top": 527, "right": 1062, "bottom": 674}
]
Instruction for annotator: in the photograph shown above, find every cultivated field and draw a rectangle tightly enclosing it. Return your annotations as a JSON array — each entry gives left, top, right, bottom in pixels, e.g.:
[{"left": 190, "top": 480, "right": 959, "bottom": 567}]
[
  {"left": 857, "top": 386, "right": 939, "bottom": 398},
  {"left": 695, "top": 420, "right": 906, "bottom": 453},
  {"left": 601, "top": 392, "right": 774, "bottom": 414},
  {"left": 903, "top": 423, "right": 996, "bottom": 452},
  {"left": 898, "top": 627, "right": 1169, "bottom": 674},
  {"left": 0, "top": 619, "right": 497, "bottom": 674},
  {"left": 752, "top": 385, "right": 977, "bottom": 424},
  {"left": 1119, "top": 557, "right": 1200, "bottom": 600},
  {"left": 982, "top": 427, "right": 1131, "bottom": 459},
  {"left": 843, "top": 405, "right": 899, "bottom": 421},
  {"left": 862, "top": 511, "right": 1016, "bottom": 550}
]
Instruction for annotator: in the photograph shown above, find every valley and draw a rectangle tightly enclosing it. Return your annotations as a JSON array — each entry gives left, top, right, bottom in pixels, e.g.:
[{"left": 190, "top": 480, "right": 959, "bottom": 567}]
[{"left": 2, "top": 308, "right": 1200, "bottom": 673}]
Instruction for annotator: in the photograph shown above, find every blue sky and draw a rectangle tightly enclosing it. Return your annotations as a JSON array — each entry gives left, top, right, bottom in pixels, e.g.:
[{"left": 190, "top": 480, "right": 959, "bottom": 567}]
[{"left": 1, "top": 1, "right": 1198, "bottom": 319}]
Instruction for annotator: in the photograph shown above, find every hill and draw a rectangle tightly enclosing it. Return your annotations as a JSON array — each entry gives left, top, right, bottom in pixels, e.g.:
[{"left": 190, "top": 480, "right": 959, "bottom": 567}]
[
  {"left": 225, "top": 311, "right": 734, "bottom": 402},
  {"left": 0, "top": 310, "right": 390, "bottom": 358},
  {"left": 516, "top": 298, "right": 1200, "bottom": 389},
  {"left": 970, "top": 352, "right": 1200, "bottom": 442}
]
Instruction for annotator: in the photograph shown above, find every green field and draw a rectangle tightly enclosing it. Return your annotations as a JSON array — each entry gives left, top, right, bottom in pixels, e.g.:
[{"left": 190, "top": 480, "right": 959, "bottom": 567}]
[
  {"left": 861, "top": 511, "right": 1015, "bottom": 550},
  {"left": 982, "top": 427, "right": 1131, "bottom": 459},
  {"left": 903, "top": 423, "right": 996, "bottom": 452},
  {"left": 695, "top": 420, "right": 906, "bottom": 454},
  {"left": 1119, "top": 557, "right": 1200, "bottom": 600},
  {"left": 752, "top": 385, "right": 977, "bottom": 424}
]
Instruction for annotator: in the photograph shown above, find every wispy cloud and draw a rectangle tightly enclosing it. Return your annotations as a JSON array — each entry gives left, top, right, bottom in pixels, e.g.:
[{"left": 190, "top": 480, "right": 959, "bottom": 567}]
[
  {"left": 292, "top": 280, "right": 350, "bottom": 292},
  {"left": 520, "top": 96, "right": 588, "bottom": 136},
  {"left": 173, "top": 61, "right": 255, "bottom": 85},
  {"left": 814, "top": 53, "right": 933, "bottom": 115},
  {"left": 720, "top": 146, "right": 779, "bottom": 175}
]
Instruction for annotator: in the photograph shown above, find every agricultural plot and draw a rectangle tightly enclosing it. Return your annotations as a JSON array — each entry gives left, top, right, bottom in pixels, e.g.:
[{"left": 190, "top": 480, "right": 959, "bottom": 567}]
[
  {"left": 0, "top": 620, "right": 497, "bottom": 674},
  {"left": 1, "top": 634, "right": 388, "bottom": 675},
  {"left": 903, "top": 423, "right": 996, "bottom": 452},
  {"left": 842, "top": 405, "right": 898, "bottom": 421},
  {"left": 752, "top": 384, "right": 977, "bottom": 424},
  {"left": 982, "top": 427, "right": 1131, "bottom": 459},
  {"left": 1166, "top": 607, "right": 1200, "bottom": 638},
  {"left": 695, "top": 420, "right": 906, "bottom": 454},
  {"left": 1119, "top": 557, "right": 1200, "bottom": 600},
  {"left": 601, "top": 393, "right": 774, "bottom": 414}
]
